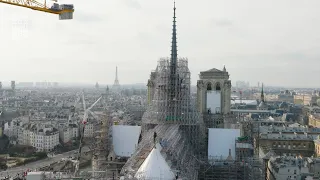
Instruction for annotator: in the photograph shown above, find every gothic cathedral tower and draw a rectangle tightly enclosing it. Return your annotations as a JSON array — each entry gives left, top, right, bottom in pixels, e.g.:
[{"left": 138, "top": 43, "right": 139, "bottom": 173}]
[{"left": 196, "top": 66, "right": 232, "bottom": 128}]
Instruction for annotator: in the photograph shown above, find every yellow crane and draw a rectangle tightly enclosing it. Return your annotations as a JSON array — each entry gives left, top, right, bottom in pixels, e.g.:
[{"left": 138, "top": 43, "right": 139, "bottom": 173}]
[{"left": 0, "top": 0, "right": 74, "bottom": 20}]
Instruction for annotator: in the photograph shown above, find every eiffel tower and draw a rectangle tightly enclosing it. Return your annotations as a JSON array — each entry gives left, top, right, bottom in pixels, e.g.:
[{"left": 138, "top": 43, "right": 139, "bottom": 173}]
[{"left": 112, "top": 66, "right": 120, "bottom": 91}]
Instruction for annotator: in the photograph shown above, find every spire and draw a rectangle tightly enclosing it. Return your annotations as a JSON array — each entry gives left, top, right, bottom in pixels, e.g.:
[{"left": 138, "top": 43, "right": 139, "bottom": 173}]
[
  {"left": 261, "top": 83, "right": 265, "bottom": 102},
  {"left": 113, "top": 66, "right": 120, "bottom": 87},
  {"left": 115, "top": 66, "right": 118, "bottom": 81},
  {"left": 226, "top": 148, "right": 233, "bottom": 161},
  {"left": 223, "top": 65, "right": 226, "bottom": 72},
  {"left": 167, "top": 0, "right": 179, "bottom": 105},
  {"left": 170, "top": 0, "right": 178, "bottom": 70}
]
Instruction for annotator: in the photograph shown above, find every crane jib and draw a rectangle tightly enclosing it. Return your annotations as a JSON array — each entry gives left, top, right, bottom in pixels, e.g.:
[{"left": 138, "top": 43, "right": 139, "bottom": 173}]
[{"left": 0, "top": 0, "right": 74, "bottom": 20}]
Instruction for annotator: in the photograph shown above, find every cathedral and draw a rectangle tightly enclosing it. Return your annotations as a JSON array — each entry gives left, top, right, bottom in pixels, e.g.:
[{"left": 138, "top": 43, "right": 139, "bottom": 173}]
[{"left": 120, "top": 1, "right": 235, "bottom": 179}]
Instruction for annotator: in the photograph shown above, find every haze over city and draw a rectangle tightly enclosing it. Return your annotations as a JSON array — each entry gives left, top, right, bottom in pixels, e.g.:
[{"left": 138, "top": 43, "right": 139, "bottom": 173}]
[
  {"left": 0, "top": 0, "right": 319, "bottom": 87},
  {"left": 2, "top": 0, "right": 320, "bottom": 180}
]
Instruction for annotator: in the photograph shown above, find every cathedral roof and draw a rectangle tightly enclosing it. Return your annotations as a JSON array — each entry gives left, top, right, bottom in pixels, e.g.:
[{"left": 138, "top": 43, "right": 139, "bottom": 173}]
[
  {"left": 259, "top": 101, "right": 266, "bottom": 107},
  {"left": 259, "top": 101, "right": 267, "bottom": 108},
  {"left": 199, "top": 68, "right": 229, "bottom": 79},
  {"left": 202, "top": 68, "right": 223, "bottom": 73}
]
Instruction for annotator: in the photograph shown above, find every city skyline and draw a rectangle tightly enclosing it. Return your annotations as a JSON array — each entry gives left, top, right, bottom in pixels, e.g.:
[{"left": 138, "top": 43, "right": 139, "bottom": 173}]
[
  {"left": 0, "top": 0, "right": 319, "bottom": 87},
  {"left": 0, "top": 81, "right": 318, "bottom": 89}
]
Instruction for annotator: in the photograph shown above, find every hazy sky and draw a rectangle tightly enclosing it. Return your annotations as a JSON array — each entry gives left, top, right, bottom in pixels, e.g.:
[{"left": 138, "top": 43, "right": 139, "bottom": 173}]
[{"left": 0, "top": 0, "right": 319, "bottom": 87}]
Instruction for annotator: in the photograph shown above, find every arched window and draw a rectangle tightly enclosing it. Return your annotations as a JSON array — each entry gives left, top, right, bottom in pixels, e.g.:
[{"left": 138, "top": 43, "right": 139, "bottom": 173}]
[
  {"left": 207, "top": 83, "right": 212, "bottom": 91},
  {"left": 215, "top": 83, "right": 221, "bottom": 91}
]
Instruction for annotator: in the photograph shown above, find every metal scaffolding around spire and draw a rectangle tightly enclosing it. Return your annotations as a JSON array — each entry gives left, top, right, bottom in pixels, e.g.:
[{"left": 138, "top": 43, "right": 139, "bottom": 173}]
[{"left": 121, "top": 1, "right": 202, "bottom": 179}]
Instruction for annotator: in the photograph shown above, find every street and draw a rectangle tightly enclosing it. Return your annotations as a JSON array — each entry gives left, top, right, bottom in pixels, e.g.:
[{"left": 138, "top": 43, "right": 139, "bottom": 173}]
[{"left": 0, "top": 146, "right": 90, "bottom": 178}]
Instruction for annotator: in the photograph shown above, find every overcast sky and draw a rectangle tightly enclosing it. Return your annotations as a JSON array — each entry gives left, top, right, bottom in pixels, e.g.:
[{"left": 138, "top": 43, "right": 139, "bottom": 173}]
[{"left": 0, "top": 0, "right": 319, "bottom": 87}]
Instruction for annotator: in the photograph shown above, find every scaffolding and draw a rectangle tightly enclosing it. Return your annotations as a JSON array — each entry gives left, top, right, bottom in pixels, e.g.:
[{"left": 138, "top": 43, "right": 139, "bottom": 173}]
[
  {"left": 91, "top": 112, "right": 110, "bottom": 179},
  {"left": 121, "top": 125, "right": 200, "bottom": 179},
  {"left": 197, "top": 156, "right": 263, "bottom": 180},
  {"left": 120, "top": 2, "right": 206, "bottom": 178},
  {"left": 143, "top": 58, "right": 198, "bottom": 125},
  {"left": 120, "top": 56, "right": 202, "bottom": 180},
  {"left": 119, "top": 2, "right": 262, "bottom": 179},
  {"left": 198, "top": 159, "right": 245, "bottom": 180},
  {"left": 246, "top": 157, "right": 264, "bottom": 180}
]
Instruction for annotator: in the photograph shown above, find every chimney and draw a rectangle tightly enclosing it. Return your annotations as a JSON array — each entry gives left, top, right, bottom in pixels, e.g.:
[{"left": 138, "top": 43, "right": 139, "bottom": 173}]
[{"left": 226, "top": 148, "right": 233, "bottom": 161}]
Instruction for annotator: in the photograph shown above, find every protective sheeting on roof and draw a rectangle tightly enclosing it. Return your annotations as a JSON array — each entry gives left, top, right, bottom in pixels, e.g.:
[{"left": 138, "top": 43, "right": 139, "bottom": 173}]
[
  {"left": 269, "top": 116, "right": 275, "bottom": 121},
  {"left": 112, "top": 125, "right": 141, "bottom": 157},
  {"left": 135, "top": 144, "right": 175, "bottom": 180},
  {"left": 155, "top": 142, "right": 162, "bottom": 152},
  {"left": 208, "top": 128, "right": 240, "bottom": 160}
]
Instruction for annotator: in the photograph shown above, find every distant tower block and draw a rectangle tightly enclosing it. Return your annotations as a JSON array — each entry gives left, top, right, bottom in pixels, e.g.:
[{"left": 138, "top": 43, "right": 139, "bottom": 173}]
[
  {"left": 197, "top": 66, "right": 232, "bottom": 128},
  {"left": 11, "top": 81, "right": 15, "bottom": 91},
  {"left": 112, "top": 66, "right": 120, "bottom": 91},
  {"left": 0, "top": 82, "right": 2, "bottom": 90},
  {"left": 95, "top": 82, "right": 99, "bottom": 89}
]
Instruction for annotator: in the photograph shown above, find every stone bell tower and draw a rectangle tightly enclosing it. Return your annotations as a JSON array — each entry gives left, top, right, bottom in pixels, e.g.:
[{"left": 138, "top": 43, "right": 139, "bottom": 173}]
[{"left": 197, "top": 66, "right": 232, "bottom": 128}]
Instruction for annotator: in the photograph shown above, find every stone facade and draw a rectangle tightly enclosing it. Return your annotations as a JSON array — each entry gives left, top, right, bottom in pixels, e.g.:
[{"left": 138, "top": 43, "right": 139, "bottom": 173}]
[
  {"left": 309, "top": 114, "right": 320, "bottom": 127},
  {"left": 197, "top": 68, "right": 231, "bottom": 114},
  {"left": 258, "top": 138, "right": 314, "bottom": 157},
  {"left": 196, "top": 67, "right": 232, "bottom": 128}
]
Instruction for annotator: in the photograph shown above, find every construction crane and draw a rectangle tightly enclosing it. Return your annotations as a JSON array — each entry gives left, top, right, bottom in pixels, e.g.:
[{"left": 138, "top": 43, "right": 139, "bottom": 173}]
[
  {"left": 74, "top": 93, "right": 102, "bottom": 177},
  {"left": 0, "top": 0, "right": 74, "bottom": 20}
]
